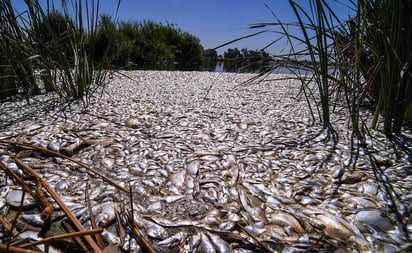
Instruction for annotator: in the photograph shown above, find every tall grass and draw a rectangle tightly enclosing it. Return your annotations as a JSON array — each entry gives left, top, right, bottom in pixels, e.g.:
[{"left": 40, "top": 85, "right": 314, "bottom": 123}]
[
  {"left": 243, "top": 0, "right": 411, "bottom": 134},
  {"left": 0, "top": 0, "right": 121, "bottom": 104},
  {"left": 364, "top": 0, "right": 412, "bottom": 134}
]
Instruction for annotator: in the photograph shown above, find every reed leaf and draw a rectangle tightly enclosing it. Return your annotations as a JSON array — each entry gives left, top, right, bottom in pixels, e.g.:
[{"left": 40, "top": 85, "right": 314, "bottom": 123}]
[{"left": 0, "top": 0, "right": 120, "bottom": 105}]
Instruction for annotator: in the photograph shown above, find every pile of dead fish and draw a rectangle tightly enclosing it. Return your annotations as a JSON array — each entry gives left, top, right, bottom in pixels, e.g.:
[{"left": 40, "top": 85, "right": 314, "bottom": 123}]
[{"left": 1, "top": 70, "right": 411, "bottom": 252}]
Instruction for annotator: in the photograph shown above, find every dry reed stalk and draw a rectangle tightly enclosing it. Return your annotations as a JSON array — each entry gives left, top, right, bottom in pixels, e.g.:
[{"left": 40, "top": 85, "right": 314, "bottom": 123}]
[
  {"left": 4, "top": 141, "right": 128, "bottom": 192},
  {"left": 35, "top": 179, "right": 54, "bottom": 221},
  {"left": 8, "top": 153, "right": 102, "bottom": 253},
  {"left": 19, "top": 227, "right": 103, "bottom": 249},
  {"left": 0, "top": 244, "right": 42, "bottom": 253},
  {"left": 60, "top": 219, "right": 90, "bottom": 252},
  {"left": 125, "top": 210, "right": 158, "bottom": 253},
  {"left": 86, "top": 183, "right": 105, "bottom": 250}
]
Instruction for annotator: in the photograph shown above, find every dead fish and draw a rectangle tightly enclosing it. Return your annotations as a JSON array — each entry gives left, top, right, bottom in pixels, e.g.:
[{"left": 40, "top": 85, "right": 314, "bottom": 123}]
[
  {"left": 21, "top": 213, "right": 44, "bottom": 227},
  {"left": 316, "top": 214, "right": 356, "bottom": 242},
  {"left": 134, "top": 214, "right": 168, "bottom": 239},
  {"left": 187, "top": 160, "right": 200, "bottom": 176},
  {"left": 238, "top": 187, "right": 267, "bottom": 223},
  {"left": 165, "top": 194, "right": 185, "bottom": 203},
  {"left": 270, "top": 212, "right": 305, "bottom": 233},
  {"left": 200, "top": 231, "right": 217, "bottom": 253},
  {"left": 157, "top": 231, "right": 188, "bottom": 247},
  {"left": 0, "top": 186, "right": 10, "bottom": 198},
  {"left": 0, "top": 198, "right": 7, "bottom": 212},
  {"left": 95, "top": 204, "right": 117, "bottom": 227},
  {"left": 6, "top": 188, "right": 36, "bottom": 208},
  {"left": 206, "top": 231, "right": 232, "bottom": 253},
  {"left": 244, "top": 225, "right": 267, "bottom": 236},
  {"left": 149, "top": 215, "right": 193, "bottom": 227},
  {"left": 353, "top": 209, "right": 394, "bottom": 232},
  {"left": 219, "top": 220, "right": 237, "bottom": 231},
  {"left": 125, "top": 237, "right": 140, "bottom": 252},
  {"left": 101, "top": 229, "right": 121, "bottom": 246},
  {"left": 17, "top": 231, "right": 61, "bottom": 253},
  {"left": 181, "top": 233, "right": 202, "bottom": 253}
]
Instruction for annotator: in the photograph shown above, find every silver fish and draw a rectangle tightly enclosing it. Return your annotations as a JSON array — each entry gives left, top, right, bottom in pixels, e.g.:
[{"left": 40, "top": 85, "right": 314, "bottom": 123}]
[
  {"left": 206, "top": 231, "right": 232, "bottom": 253},
  {"left": 101, "top": 229, "right": 121, "bottom": 246},
  {"left": 158, "top": 231, "right": 188, "bottom": 247},
  {"left": 200, "top": 231, "right": 217, "bottom": 253},
  {"left": 21, "top": 213, "right": 44, "bottom": 227}
]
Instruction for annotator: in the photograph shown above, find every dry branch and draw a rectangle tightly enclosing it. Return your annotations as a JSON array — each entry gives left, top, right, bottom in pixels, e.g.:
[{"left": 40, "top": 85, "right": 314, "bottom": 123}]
[
  {"left": 61, "top": 219, "right": 90, "bottom": 252},
  {"left": 86, "top": 183, "right": 105, "bottom": 250},
  {"left": 8, "top": 153, "right": 102, "bottom": 253},
  {"left": 35, "top": 179, "right": 54, "bottom": 221},
  {"left": 4, "top": 141, "right": 128, "bottom": 192},
  {"left": 19, "top": 227, "right": 103, "bottom": 249},
  {"left": 0, "top": 244, "right": 42, "bottom": 253},
  {"left": 125, "top": 210, "right": 157, "bottom": 253}
]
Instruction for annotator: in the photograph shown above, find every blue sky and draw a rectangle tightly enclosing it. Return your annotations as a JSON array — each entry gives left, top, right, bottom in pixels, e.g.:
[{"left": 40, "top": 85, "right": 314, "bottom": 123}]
[{"left": 13, "top": 0, "right": 355, "bottom": 55}]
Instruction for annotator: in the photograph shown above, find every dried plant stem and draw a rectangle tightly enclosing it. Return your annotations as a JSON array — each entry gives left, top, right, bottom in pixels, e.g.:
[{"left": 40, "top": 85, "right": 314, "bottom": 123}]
[
  {"left": 126, "top": 210, "right": 158, "bottom": 253},
  {"left": 35, "top": 179, "right": 54, "bottom": 221},
  {"left": 86, "top": 183, "right": 105, "bottom": 249},
  {"left": 0, "top": 244, "right": 42, "bottom": 253},
  {"left": 8, "top": 153, "right": 102, "bottom": 253},
  {"left": 19, "top": 228, "right": 103, "bottom": 248},
  {"left": 61, "top": 219, "right": 90, "bottom": 252},
  {"left": 4, "top": 141, "right": 128, "bottom": 192}
]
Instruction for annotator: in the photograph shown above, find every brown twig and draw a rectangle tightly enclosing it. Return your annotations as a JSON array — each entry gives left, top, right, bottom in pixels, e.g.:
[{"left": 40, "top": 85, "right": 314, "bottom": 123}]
[
  {"left": 237, "top": 222, "right": 275, "bottom": 253},
  {"left": 86, "top": 183, "right": 105, "bottom": 250},
  {"left": 35, "top": 179, "right": 54, "bottom": 222},
  {"left": 61, "top": 219, "right": 89, "bottom": 252},
  {"left": 124, "top": 184, "right": 157, "bottom": 253},
  {"left": 8, "top": 153, "right": 102, "bottom": 253},
  {"left": 125, "top": 210, "right": 158, "bottom": 253},
  {"left": 4, "top": 141, "right": 128, "bottom": 192},
  {"left": 0, "top": 244, "right": 42, "bottom": 253},
  {"left": 19, "top": 227, "right": 103, "bottom": 248}
]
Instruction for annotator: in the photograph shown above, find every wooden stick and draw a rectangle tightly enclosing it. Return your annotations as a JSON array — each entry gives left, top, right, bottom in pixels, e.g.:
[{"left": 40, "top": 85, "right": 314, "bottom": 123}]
[
  {"left": 35, "top": 179, "right": 54, "bottom": 221},
  {"left": 4, "top": 141, "right": 128, "bottom": 192},
  {"left": 8, "top": 153, "right": 102, "bottom": 253},
  {"left": 86, "top": 183, "right": 105, "bottom": 249},
  {"left": 126, "top": 210, "right": 157, "bottom": 253},
  {"left": 19, "top": 228, "right": 103, "bottom": 248},
  {"left": 0, "top": 244, "right": 42, "bottom": 253},
  {"left": 61, "top": 219, "right": 89, "bottom": 252}
]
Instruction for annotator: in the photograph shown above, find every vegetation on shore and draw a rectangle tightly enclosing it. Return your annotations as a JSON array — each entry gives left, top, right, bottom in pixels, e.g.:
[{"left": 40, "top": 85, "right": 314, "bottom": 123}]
[
  {"left": 0, "top": 0, "right": 206, "bottom": 102},
  {"left": 1, "top": 0, "right": 411, "bottom": 134},
  {"left": 0, "top": 0, "right": 117, "bottom": 104},
  {"left": 236, "top": 0, "right": 411, "bottom": 134}
]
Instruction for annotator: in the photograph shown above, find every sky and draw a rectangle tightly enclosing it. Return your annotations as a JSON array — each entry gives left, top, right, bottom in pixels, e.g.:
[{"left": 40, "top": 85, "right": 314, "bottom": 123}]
[{"left": 12, "top": 0, "right": 355, "bottom": 55}]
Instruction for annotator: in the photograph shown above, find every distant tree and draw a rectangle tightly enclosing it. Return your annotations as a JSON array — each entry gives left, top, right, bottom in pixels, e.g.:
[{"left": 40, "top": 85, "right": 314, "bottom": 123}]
[
  {"left": 204, "top": 49, "right": 218, "bottom": 62},
  {"left": 94, "top": 14, "right": 131, "bottom": 67},
  {"left": 175, "top": 32, "right": 204, "bottom": 65},
  {"left": 224, "top": 48, "right": 241, "bottom": 59},
  {"left": 117, "top": 20, "right": 204, "bottom": 68}
]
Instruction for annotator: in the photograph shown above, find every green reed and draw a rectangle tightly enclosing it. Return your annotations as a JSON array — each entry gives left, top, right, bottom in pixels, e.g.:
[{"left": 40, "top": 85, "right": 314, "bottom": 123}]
[
  {"left": 0, "top": 0, "right": 120, "bottom": 104},
  {"left": 244, "top": 0, "right": 411, "bottom": 134},
  {"left": 291, "top": 0, "right": 412, "bottom": 134}
]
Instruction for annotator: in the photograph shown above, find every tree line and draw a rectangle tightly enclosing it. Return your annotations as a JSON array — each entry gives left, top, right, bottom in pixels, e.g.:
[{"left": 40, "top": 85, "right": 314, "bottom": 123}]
[{"left": 32, "top": 11, "right": 273, "bottom": 70}]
